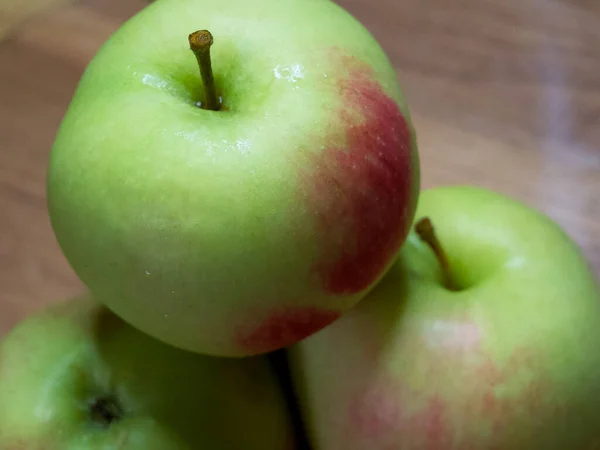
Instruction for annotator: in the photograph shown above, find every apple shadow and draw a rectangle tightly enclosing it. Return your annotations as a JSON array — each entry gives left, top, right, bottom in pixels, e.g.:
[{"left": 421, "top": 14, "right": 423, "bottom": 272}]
[{"left": 270, "top": 348, "right": 313, "bottom": 450}]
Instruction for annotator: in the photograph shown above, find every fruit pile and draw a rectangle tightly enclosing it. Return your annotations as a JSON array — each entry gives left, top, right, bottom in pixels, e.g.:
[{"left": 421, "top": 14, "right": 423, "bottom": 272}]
[{"left": 2, "top": 0, "right": 600, "bottom": 448}]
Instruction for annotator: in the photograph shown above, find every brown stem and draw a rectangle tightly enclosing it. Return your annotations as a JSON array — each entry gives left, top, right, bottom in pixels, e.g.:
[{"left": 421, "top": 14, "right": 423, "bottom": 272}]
[
  {"left": 415, "top": 217, "right": 459, "bottom": 291},
  {"left": 188, "top": 30, "right": 220, "bottom": 111}
]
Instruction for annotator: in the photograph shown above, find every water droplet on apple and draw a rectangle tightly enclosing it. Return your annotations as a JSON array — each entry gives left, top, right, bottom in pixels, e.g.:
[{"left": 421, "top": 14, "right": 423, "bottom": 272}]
[
  {"left": 273, "top": 64, "right": 305, "bottom": 82},
  {"left": 236, "top": 139, "right": 250, "bottom": 155},
  {"left": 141, "top": 73, "right": 169, "bottom": 90},
  {"left": 145, "top": 270, "right": 151, "bottom": 275}
]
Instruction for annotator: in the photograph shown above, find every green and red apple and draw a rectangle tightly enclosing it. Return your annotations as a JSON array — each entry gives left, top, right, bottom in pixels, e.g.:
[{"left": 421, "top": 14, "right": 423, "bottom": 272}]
[
  {"left": 0, "top": 295, "right": 296, "bottom": 449},
  {"left": 289, "top": 185, "right": 600, "bottom": 449},
  {"left": 47, "top": 0, "right": 419, "bottom": 357}
]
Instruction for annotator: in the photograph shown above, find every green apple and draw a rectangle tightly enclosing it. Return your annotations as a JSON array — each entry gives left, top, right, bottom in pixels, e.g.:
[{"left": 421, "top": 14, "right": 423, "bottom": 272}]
[
  {"left": 0, "top": 295, "right": 297, "bottom": 449},
  {"left": 46, "top": 0, "right": 420, "bottom": 357},
  {"left": 288, "top": 185, "right": 600, "bottom": 449}
]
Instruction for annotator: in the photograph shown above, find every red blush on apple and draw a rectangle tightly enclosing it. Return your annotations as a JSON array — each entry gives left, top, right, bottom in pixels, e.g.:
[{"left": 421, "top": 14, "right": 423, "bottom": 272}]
[
  {"left": 303, "top": 56, "right": 415, "bottom": 296},
  {"left": 234, "top": 306, "right": 340, "bottom": 354}
]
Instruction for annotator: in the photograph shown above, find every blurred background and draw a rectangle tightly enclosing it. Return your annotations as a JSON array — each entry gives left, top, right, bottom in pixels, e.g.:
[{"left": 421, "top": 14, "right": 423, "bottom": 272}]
[{"left": 1, "top": 0, "right": 599, "bottom": 335}]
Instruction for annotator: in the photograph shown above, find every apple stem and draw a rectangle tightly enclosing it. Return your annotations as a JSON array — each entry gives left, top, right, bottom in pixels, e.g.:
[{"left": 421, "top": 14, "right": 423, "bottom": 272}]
[
  {"left": 415, "top": 217, "right": 459, "bottom": 291},
  {"left": 188, "top": 30, "right": 220, "bottom": 111}
]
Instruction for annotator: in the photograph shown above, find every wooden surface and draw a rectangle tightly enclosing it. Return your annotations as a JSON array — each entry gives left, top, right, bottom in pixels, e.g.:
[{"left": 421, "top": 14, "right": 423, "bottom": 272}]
[
  {"left": 1, "top": 0, "right": 599, "bottom": 335},
  {"left": 0, "top": 0, "right": 71, "bottom": 40}
]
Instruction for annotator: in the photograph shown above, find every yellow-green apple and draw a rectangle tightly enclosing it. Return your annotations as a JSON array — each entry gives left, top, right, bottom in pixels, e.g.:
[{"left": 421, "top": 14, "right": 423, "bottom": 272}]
[
  {"left": 46, "top": 0, "right": 420, "bottom": 357},
  {"left": 0, "top": 295, "right": 297, "bottom": 449},
  {"left": 288, "top": 185, "right": 600, "bottom": 449}
]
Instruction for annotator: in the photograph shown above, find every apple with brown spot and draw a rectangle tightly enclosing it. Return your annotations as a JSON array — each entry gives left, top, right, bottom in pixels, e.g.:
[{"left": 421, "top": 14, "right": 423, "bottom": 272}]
[
  {"left": 47, "top": 0, "right": 419, "bottom": 357},
  {"left": 289, "top": 186, "right": 600, "bottom": 449}
]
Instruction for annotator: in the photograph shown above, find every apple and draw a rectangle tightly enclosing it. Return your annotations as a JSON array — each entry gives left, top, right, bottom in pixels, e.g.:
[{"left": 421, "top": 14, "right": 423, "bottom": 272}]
[
  {"left": 288, "top": 185, "right": 600, "bottom": 449},
  {"left": 46, "top": 0, "right": 420, "bottom": 357},
  {"left": 0, "top": 295, "right": 297, "bottom": 449}
]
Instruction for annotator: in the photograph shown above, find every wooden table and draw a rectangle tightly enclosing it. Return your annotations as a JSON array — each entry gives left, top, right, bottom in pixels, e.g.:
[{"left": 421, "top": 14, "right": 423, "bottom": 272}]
[{"left": 1, "top": 0, "right": 599, "bottom": 334}]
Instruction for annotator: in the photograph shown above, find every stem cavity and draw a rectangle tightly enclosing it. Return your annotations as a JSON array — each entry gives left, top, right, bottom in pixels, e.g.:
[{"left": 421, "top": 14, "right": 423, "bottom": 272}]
[{"left": 90, "top": 395, "right": 124, "bottom": 427}]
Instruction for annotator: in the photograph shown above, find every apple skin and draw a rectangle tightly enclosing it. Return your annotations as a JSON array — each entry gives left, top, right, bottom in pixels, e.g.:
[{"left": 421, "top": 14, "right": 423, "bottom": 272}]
[
  {"left": 0, "top": 295, "right": 297, "bottom": 449},
  {"left": 46, "top": 0, "right": 420, "bottom": 357},
  {"left": 288, "top": 185, "right": 600, "bottom": 450}
]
